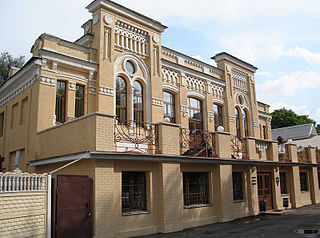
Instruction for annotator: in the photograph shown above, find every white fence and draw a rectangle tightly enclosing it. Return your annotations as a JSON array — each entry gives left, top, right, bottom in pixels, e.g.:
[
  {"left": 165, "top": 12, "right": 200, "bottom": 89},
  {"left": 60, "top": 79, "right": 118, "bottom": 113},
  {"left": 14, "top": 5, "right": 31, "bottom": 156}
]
[{"left": 0, "top": 169, "right": 51, "bottom": 238}]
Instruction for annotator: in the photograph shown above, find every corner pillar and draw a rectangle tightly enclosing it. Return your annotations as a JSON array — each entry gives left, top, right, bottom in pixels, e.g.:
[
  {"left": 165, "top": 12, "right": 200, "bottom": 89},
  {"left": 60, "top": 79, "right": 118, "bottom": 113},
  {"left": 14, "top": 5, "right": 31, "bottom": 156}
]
[{"left": 289, "top": 166, "right": 301, "bottom": 208}]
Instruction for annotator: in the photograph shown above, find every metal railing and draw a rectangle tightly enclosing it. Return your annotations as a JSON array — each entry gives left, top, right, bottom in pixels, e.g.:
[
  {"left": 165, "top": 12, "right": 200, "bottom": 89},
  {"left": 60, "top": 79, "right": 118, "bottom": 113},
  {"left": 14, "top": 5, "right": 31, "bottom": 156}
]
[
  {"left": 316, "top": 148, "right": 320, "bottom": 163},
  {"left": 297, "top": 148, "right": 310, "bottom": 163},
  {"left": 114, "top": 119, "right": 159, "bottom": 153},
  {"left": 180, "top": 128, "right": 217, "bottom": 157},
  {"left": 278, "top": 144, "right": 290, "bottom": 162},
  {"left": 230, "top": 136, "right": 248, "bottom": 159}
]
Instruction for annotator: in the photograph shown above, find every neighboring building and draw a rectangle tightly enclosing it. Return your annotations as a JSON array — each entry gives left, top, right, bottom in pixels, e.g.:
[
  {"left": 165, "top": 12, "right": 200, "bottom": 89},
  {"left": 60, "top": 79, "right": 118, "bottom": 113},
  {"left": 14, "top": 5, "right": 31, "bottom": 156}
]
[
  {"left": 272, "top": 123, "right": 318, "bottom": 141},
  {"left": 0, "top": 1, "right": 319, "bottom": 237}
]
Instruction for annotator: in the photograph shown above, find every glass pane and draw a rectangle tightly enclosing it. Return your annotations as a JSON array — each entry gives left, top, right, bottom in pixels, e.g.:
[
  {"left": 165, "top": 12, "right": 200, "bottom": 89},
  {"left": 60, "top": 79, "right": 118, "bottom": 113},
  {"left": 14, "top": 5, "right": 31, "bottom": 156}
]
[
  {"left": 125, "top": 61, "right": 135, "bottom": 74},
  {"left": 134, "top": 81, "right": 142, "bottom": 95}
]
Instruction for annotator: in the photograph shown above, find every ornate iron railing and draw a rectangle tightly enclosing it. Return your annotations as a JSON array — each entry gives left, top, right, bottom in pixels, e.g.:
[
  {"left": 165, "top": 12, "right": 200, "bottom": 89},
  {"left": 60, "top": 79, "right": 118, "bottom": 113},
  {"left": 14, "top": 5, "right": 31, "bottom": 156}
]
[
  {"left": 114, "top": 119, "right": 159, "bottom": 153},
  {"left": 180, "top": 128, "right": 217, "bottom": 157},
  {"left": 297, "top": 148, "right": 310, "bottom": 163},
  {"left": 316, "top": 148, "right": 320, "bottom": 163},
  {"left": 278, "top": 144, "right": 290, "bottom": 162},
  {"left": 230, "top": 136, "right": 248, "bottom": 159}
]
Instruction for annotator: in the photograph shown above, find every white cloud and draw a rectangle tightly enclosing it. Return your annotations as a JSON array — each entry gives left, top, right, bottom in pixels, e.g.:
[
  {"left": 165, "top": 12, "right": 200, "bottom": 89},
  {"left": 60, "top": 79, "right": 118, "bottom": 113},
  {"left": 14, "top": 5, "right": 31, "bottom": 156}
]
[
  {"left": 257, "top": 71, "right": 320, "bottom": 99},
  {"left": 256, "top": 72, "right": 273, "bottom": 77},
  {"left": 192, "top": 55, "right": 216, "bottom": 66},
  {"left": 285, "top": 47, "right": 320, "bottom": 64}
]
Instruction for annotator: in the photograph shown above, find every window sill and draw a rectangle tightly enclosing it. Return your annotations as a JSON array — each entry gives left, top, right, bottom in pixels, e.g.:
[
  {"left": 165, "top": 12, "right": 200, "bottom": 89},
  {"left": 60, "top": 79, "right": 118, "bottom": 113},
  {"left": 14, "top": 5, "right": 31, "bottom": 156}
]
[
  {"left": 233, "top": 199, "right": 245, "bottom": 203},
  {"left": 122, "top": 211, "right": 150, "bottom": 216},
  {"left": 184, "top": 204, "right": 212, "bottom": 209},
  {"left": 301, "top": 191, "right": 310, "bottom": 193},
  {"left": 281, "top": 194, "right": 290, "bottom": 196}
]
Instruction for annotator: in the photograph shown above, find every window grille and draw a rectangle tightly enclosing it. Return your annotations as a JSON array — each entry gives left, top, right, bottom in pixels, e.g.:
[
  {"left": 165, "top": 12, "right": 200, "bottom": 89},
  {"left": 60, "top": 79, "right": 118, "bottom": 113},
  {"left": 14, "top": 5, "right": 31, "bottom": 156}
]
[
  {"left": 232, "top": 172, "right": 244, "bottom": 201},
  {"left": 183, "top": 172, "right": 209, "bottom": 206},
  {"left": 55, "top": 80, "right": 66, "bottom": 123},
  {"left": 75, "top": 84, "right": 84, "bottom": 118}
]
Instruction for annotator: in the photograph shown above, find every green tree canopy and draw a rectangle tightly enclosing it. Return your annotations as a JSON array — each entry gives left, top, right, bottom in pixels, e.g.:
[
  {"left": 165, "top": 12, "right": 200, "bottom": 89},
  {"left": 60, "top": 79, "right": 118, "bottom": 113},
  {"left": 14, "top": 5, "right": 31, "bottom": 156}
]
[
  {"left": 271, "top": 108, "right": 316, "bottom": 129},
  {"left": 0, "top": 52, "right": 25, "bottom": 85}
]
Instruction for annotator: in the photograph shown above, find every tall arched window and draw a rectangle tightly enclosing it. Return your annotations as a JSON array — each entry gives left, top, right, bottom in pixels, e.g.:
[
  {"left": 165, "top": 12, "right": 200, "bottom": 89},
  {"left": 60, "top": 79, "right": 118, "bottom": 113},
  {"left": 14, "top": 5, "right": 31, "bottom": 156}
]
[
  {"left": 244, "top": 109, "right": 250, "bottom": 137},
  {"left": 133, "top": 81, "right": 143, "bottom": 124},
  {"left": 116, "top": 76, "right": 127, "bottom": 123},
  {"left": 235, "top": 107, "right": 241, "bottom": 138},
  {"left": 188, "top": 97, "right": 203, "bottom": 131},
  {"left": 213, "top": 104, "right": 223, "bottom": 131},
  {"left": 163, "top": 91, "right": 175, "bottom": 123}
]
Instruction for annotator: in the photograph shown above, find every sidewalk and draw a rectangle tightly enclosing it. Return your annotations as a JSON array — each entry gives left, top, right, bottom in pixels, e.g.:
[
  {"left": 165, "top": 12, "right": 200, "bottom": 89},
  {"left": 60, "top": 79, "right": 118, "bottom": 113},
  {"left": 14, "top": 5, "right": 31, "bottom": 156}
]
[{"left": 139, "top": 205, "right": 320, "bottom": 238}]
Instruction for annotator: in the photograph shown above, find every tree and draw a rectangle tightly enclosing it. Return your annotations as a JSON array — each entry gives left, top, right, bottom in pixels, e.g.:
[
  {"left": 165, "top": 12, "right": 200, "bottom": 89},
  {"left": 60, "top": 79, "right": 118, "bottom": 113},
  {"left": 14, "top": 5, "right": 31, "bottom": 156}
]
[
  {"left": 271, "top": 108, "right": 316, "bottom": 129},
  {"left": 0, "top": 52, "right": 25, "bottom": 85}
]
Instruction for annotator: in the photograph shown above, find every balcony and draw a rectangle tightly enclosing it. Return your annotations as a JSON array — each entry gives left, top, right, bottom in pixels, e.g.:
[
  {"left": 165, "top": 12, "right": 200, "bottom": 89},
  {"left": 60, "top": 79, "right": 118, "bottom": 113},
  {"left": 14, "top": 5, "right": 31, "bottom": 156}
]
[
  {"left": 297, "top": 148, "right": 311, "bottom": 163},
  {"left": 114, "top": 120, "right": 159, "bottom": 153},
  {"left": 317, "top": 148, "right": 320, "bottom": 164},
  {"left": 278, "top": 144, "right": 290, "bottom": 162}
]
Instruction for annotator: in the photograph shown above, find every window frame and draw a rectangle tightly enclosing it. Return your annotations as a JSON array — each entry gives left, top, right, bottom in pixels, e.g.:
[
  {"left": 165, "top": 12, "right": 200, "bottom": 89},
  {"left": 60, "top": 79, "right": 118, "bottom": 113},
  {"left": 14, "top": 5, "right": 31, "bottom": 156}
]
[
  {"left": 0, "top": 112, "right": 4, "bottom": 137},
  {"left": 163, "top": 91, "right": 176, "bottom": 123},
  {"left": 188, "top": 97, "right": 203, "bottom": 131},
  {"left": 55, "top": 80, "right": 66, "bottom": 123},
  {"left": 116, "top": 76, "right": 128, "bottom": 123},
  {"left": 183, "top": 172, "right": 210, "bottom": 207},
  {"left": 213, "top": 104, "right": 223, "bottom": 131},
  {"left": 75, "top": 84, "right": 85, "bottom": 118},
  {"left": 243, "top": 109, "right": 250, "bottom": 137},
  {"left": 299, "top": 171, "right": 309, "bottom": 192},
  {"left": 280, "top": 172, "right": 288, "bottom": 195},
  {"left": 122, "top": 171, "right": 147, "bottom": 214},
  {"left": 235, "top": 107, "right": 241, "bottom": 138},
  {"left": 232, "top": 172, "right": 244, "bottom": 201},
  {"left": 133, "top": 81, "right": 144, "bottom": 124}
]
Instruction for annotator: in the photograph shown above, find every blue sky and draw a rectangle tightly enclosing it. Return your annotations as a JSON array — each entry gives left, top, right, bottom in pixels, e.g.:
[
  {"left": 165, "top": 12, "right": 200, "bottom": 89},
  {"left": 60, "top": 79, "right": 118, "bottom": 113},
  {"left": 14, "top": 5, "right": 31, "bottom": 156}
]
[{"left": 1, "top": 0, "right": 320, "bottom": 123}]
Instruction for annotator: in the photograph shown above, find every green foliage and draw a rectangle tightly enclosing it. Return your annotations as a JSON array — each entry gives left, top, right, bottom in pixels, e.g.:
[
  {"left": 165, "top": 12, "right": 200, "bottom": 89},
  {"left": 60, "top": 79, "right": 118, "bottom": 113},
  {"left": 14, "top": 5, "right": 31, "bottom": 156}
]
[
  {"left": 0, "top": 52, "right": 25, "bottom": 85},
  {"left": 271, "top": 108, "right": 316, "bottom": 129}
]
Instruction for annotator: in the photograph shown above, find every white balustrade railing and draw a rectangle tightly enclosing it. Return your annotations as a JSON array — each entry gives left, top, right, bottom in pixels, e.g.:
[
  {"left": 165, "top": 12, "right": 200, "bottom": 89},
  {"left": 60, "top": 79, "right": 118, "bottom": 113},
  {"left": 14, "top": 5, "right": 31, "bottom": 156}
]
[{"left": 0, "top": 169, "right": 46, "bottom": 193}]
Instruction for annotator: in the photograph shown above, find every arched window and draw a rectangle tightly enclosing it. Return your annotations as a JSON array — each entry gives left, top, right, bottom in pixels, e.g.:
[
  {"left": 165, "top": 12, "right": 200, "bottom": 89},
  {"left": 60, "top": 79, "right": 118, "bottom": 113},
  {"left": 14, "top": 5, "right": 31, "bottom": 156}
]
[
  {"left": 163, "top": 91, "right": 175, "bottom": 123},
  {"left": 188, "top": 97, "right": 203, "bottom": 131},
  {"left": 235, "top": 107, "right": 241, "bottom": 138},
  {"left": 244, "top": 109, "right": 250, "bottom": 137},
  {"left": 213, "top": 104, "right": 223, "bottom": 131},
  {"left": 133, "top": 81, "right": 143, "bottom": 124},
  {"left": 116, "top": 76, "right": 127, "bottom": 123}
]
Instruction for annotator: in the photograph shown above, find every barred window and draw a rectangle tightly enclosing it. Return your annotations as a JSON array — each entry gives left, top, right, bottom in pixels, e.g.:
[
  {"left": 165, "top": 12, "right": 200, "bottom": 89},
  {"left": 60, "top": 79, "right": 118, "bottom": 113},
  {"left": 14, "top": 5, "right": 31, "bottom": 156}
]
[
  {"left": 122, "top": 172, "right": 146, "bottom": 213},
  {"left": 280, "top": 172, "right": 288, "bottom": 194},
  {"left": 300, "top": 171, "right": 309, "bottom": 192},
  {"left": 55, "top": 80, "right": 66, "bottom": 123},
  {"left": 232, "top": 172, "right": 244, "bottom": 201},
  {"left": 183, "top": 172, "right": 209, "bottom": 206},
  {"left": 75, "top": 84, "right": 84, "bottom": 118}
]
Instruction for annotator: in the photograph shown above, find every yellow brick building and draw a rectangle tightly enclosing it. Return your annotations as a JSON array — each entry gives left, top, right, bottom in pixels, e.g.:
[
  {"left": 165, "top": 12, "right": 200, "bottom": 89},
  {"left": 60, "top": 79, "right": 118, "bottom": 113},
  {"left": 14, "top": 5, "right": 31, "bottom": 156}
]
[{"left": 0, "top": 0, "right": 320, "bottom": 237}]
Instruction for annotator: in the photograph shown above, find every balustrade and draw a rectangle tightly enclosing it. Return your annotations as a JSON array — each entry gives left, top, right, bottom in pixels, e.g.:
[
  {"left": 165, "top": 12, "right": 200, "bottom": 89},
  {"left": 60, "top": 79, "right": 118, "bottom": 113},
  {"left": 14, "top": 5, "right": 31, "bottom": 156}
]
[
  {"left": 297, "top": 147, "right": 310, "bottom": 163},
  {"left": 278, "top": 144, "right": 290, "bottom": 162},
  {"left": 316, "top": 148, "right": 320, "bottom": 163}
]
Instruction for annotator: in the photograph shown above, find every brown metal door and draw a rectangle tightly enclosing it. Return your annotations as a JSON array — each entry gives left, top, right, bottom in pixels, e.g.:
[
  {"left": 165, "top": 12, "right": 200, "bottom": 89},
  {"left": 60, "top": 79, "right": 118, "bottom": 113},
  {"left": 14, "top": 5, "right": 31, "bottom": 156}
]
[
  {"left": 258, "top": 173, "right": 273, "bottom": 210},
  {"left": 56, "top": 175, "right": 92, "bottom": 238}
]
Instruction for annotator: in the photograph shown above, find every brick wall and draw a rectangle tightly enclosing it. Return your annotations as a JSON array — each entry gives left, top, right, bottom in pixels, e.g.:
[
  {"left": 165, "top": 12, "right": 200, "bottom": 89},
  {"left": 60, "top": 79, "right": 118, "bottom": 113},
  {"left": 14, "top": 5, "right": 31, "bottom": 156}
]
[{"left": 0, "top": 170, "right": 48, "bottom": 238}]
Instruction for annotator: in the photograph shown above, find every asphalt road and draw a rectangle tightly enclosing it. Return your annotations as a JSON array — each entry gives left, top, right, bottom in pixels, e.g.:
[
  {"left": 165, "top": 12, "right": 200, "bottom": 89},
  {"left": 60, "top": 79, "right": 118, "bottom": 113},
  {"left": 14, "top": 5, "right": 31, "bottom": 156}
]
[{"left": 140, "top": 205, "right": 320, "bottom": 238}]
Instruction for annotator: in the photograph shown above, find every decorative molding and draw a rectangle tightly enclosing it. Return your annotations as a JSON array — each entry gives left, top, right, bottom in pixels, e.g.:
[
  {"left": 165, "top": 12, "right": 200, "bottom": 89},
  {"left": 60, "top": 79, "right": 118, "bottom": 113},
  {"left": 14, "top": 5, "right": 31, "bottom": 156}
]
[
  {"left": 104, "top": 15, "right": 113, "bottom": 24},
  {"left": 152, "top": 97, "right": 163, "bottom": 107},
  {"left": 115, "top": 21, "right": 149, "bottom": 57},
  {"left": 93, "top": 14, "right": 99, "bottom": 24},
  {"left": 56, "top": 73, "right": 88, "bottom": 83},
  {"left": 162, "top": 84, "right": 179, "bottom": 93},
  {"left": 256, "top": 140, "right": 269, "bottom": 156},
  {"left": 229, "top": 115, "right": 236, "bottom": 122},
  {"left": 181, "top": 105, "right": 188, "bottom": 117},
  {"left": 153, "top": 35, "right": 160, "bottom": 44},
  {"left": 208, "top": 111, "right": 215, "bottom": 122},
  {"left": 232, "top": 68, "right": 249, "bottom": 92},
  {"left": 38, "top": 49, "right": 98, "bottom": 72},
  {"left": 187, "top": 91, "right": 205, "bottom": 100},
  {"left": 89, "top": 86, "right": 96, "bottom": 95},
  {"left": 186, "top": 75, "right": 206, "bottom": 94},
  {"left": 213, "top": 98, "right": 225, "bottom": 105},
  {"left": 52, "top": 61, "right": 58, "bottom": 71},
  {"left": 40, "top": 77, "right": 55, "bottom": 86},
  {"left": 253, "top": 121, "right": 260, "bottom": 128},
  {"left": 162, "top": 67, "right": 180, "bottom": 88},
  {"left": 210, "top": 84, "right": 225, "bottom": 99},
  {"left": 99, "top": 86, "right": 114, "bottom": 96},
  {"left": 68, "top": 81, "right": 76, "bottom": 91}
]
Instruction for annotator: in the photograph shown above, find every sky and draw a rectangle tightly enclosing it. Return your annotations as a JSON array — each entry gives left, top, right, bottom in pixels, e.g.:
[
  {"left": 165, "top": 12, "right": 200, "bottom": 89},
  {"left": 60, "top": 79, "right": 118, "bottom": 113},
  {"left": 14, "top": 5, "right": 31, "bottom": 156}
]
[{"left": 1, "top": 0, "right": 320, "bottom": 124}]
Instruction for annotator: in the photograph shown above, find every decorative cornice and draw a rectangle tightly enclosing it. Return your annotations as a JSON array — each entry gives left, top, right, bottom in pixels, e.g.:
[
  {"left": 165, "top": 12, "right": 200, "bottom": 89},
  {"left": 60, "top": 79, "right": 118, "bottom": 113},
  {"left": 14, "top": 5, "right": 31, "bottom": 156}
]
[
  {"left": 68, "top": 81, "right": 76, "bottom": 91},
  {"left": 56, "top": 73, "right": 88, "bottom": 83},
  {"left": 99, "top": 86, "right": 114, "bottom": 96},
  {"left": 40, "top": 77, "right": 55, "bottom": 87},
  {"left": 213, "top": 52, "right": 258, "bottom": 72},
  {"left": 152, "top": 97, "right": 163, "bottom": 107}
]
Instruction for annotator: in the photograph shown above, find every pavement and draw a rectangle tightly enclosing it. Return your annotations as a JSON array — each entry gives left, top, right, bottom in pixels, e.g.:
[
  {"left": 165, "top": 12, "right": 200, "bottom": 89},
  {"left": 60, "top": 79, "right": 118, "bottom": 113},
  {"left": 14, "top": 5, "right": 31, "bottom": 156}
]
[{"left": 139, "top": 205, "right": 320, "bottom": 238}]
